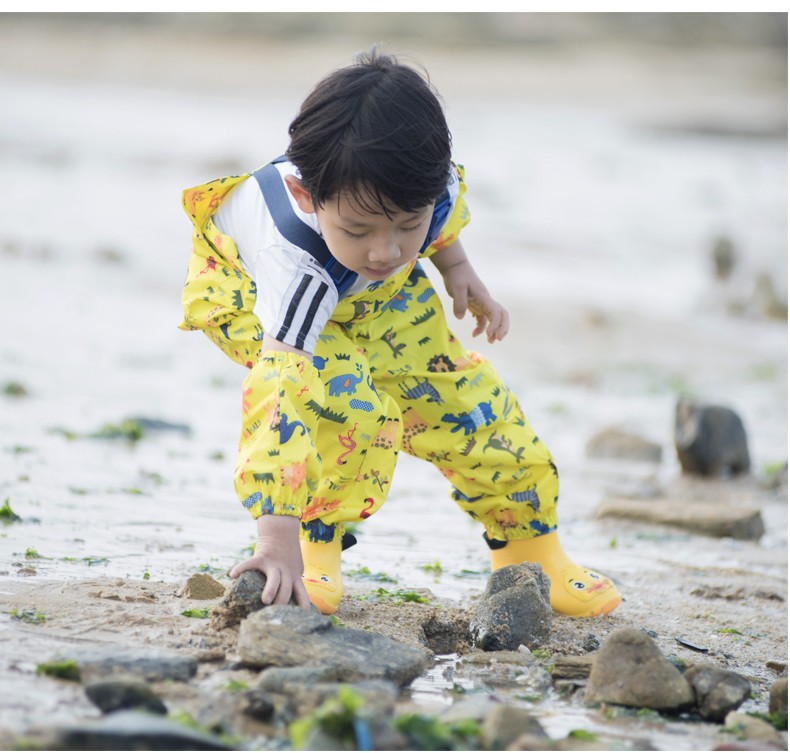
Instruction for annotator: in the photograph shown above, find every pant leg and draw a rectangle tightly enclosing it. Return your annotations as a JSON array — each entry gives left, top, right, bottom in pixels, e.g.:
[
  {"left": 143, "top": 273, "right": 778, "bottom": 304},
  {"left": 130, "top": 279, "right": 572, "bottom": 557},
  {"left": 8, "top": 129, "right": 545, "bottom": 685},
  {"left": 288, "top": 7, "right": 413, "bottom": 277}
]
[
  {"left": 366, "top": 264, "right": 559, "bottom": 541},
  {"left": 301, "top": 320, "right": 403, "bottom": 543}
]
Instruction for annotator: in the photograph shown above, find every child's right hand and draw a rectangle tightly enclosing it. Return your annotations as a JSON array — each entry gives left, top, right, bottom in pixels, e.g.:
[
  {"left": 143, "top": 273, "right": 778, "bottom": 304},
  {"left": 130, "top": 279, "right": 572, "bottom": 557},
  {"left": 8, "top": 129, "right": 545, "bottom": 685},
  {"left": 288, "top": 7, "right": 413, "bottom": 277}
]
[{"left": 229, "top": 514, "right": 312, "bottom": 610}]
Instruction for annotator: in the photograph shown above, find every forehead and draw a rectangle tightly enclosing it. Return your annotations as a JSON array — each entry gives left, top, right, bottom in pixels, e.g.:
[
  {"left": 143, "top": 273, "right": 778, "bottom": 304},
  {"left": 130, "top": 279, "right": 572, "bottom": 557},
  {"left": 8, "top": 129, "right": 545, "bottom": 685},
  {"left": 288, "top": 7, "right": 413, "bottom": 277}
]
[{"left": 327, "top": 189, "right": 431, "bottom": 225}]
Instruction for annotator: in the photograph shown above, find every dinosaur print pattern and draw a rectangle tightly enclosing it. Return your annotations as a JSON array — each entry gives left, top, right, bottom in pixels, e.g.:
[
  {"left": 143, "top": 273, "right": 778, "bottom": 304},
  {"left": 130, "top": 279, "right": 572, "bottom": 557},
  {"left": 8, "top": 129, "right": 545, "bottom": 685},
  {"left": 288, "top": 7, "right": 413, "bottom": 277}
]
[{"left": 441, "top": 401, "right": 496, "bottom": 435}]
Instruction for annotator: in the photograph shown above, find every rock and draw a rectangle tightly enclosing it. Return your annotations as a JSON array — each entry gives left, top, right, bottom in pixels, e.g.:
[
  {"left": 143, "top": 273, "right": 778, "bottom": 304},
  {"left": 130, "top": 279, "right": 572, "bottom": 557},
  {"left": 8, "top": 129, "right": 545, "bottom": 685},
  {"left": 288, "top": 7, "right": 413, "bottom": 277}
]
[
  {"left": 469, "top": 563, "right": 552, "bottom": 652},
  {"left": 551, "top": 655, "right": 595, "bottom": 680},
  {"left": 240, "top": 689, "right": 276, "bottom": 722},
  {"left": 583, "top": 634, "right": 601, "bottom": 652},
  {"left": 674, "top": 398, "right": 750, "bottom": 476},
  {"left": 421, "top": 613, "right": 470, "bottom": 654},
  {"left": 457, "top": 650, "right": 550, "bottom": 694},
  {"left": 769, "top": 676, "right": 787, "bottom": 715},
  {"left": 41, "top": 710, "right": 232, "bottom": 750},
  {"left": 481, "top": 704, "right": 547, "bottom": 750},
  {"left": 238, "top": 605, "right": 430, "bottom": 686},
  {"left": 711, "top": 236, "right": 736, "bottom": 280},
  {"left": 440, "top": 696, "right": 503, "bottom": 723},
  {"left": 257, "top": 666, "right": 342, "bottom": 690},
  {"left": 684, "top": 664, "right": 751, "bottom": 722},
  {"left": 84, "top": 679, "right": 167, "bottom": 715},
  {"left": 210, "top": 570, "right": 267, "bottom": 629},
  {"left": 178, "top": 573, "right": 226, "bottom": 600},
  {"left": 74, "top": 649, "right": 198, "bottom": 683},
  {"left": 584, "top": 628, "right": 694, "bottom": 711},
  {"left": 255, "top": 667, "right": 398, "bottom": 717},
  {"left": 509, "top": 734, "right": 616, "bottom": 750},
  {"left": 595, "top": 498, "right": 764, "bottom": 541},
  {"left": 585, "top": 427, "right": 663, "bottom": 463},
  {"left": 724, "top": 712, "right": 786, "bottom": 746}
]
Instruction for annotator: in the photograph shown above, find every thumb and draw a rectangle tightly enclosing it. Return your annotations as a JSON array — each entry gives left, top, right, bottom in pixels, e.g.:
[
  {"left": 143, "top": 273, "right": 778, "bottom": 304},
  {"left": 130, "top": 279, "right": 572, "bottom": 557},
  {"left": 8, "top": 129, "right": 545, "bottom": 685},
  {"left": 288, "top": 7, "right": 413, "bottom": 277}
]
[{"left": 230, "top": 559, "right": 257, "bottom": 579}]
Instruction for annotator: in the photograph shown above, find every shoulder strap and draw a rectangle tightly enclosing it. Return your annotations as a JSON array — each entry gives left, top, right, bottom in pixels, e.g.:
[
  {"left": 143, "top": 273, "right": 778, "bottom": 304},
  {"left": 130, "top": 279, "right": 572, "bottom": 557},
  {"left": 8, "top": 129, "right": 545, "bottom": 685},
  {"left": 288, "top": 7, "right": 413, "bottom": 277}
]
[{"left": 251, "top": 159, "right": 358, "bottom": 296}]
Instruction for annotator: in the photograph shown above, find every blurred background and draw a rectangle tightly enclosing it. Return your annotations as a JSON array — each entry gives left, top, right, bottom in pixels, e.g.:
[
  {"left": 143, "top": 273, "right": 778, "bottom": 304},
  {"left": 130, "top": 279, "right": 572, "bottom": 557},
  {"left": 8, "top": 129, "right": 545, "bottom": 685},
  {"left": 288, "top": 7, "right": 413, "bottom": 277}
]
[{"left": 0, "top": 12, "right": 786, "bottom": 588}]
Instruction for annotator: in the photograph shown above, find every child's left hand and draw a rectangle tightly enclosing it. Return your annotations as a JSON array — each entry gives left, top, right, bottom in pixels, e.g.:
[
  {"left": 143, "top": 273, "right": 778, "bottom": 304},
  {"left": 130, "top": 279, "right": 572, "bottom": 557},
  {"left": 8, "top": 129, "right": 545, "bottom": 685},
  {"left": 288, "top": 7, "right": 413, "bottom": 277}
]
[{"left": 441, "top": 260, "right": 510, "bottom": 343}]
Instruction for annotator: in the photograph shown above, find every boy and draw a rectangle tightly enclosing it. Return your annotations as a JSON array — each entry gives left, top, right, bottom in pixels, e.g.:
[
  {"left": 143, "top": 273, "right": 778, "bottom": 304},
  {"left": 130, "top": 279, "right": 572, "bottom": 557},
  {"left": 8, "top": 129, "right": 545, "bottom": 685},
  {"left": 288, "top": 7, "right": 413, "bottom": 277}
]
[{"left": 180, "top": 49, "right": 621, "bottom": 618}]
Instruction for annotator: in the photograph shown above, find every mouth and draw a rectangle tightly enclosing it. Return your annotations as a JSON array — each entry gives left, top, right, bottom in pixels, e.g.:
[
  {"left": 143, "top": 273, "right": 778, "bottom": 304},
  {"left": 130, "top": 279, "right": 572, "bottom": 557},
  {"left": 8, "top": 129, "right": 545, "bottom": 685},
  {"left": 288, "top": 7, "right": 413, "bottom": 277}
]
[
  {"left": 363, "top": 266, "right": 396, "bottom": 279},
  {"left": 587, "top": 581, "right": 609, "bottom": 593}
]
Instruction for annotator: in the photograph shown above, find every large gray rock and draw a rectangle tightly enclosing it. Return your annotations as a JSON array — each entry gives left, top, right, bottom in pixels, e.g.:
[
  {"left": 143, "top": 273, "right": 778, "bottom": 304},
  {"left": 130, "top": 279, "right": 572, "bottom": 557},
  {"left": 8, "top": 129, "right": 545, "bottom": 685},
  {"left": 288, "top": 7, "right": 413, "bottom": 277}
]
[
  {"left": 74, "top": 649, "right": 197, "bottom": 683},
  {"left": 84, "top": 679, "right": 167, "bottom": 715},
  {"left": 584, "top": 628, "right": 694, "bottom": 711},
  {"left": 684, "top": 664, "right": 751, "bottom": 721},
  {"left": 38, "top": 710, "right": 232, "bottom": 750},
  {"left": 595, "top": 498, "right": 764, "bottom": 541},
  {"left": 469, "top": 563, "right": 552, "bottom": 651},
  {"left": 238, "top": 605, "right": 430, "bottom": 686},
  {"left": 674, "top": 398, "right": 750, "bottom": 476}
]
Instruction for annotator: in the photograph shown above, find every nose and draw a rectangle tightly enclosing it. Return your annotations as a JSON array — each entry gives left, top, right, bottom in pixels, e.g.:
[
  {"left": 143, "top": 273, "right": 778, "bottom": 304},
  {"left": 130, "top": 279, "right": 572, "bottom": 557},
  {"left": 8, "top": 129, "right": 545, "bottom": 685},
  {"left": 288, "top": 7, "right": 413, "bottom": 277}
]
[{"left": 368, "top": 236, "right": 400, "bottom": 264}]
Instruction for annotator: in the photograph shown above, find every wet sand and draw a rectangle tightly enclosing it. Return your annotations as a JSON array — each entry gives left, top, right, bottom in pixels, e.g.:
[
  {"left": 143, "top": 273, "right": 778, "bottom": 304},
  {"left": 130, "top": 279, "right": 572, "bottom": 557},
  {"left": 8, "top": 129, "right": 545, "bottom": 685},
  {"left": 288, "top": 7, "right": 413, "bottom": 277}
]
[{"left": 0, "top": 14, "right": 786, "bottom": 749}]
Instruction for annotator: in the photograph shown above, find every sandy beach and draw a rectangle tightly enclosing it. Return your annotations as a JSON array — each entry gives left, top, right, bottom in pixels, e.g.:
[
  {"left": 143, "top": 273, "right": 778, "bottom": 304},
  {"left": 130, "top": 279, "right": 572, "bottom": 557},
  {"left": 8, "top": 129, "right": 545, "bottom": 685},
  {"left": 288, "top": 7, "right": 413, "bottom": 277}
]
[{"left": 0, "top": 13, "right": 786, "bottom": 750}]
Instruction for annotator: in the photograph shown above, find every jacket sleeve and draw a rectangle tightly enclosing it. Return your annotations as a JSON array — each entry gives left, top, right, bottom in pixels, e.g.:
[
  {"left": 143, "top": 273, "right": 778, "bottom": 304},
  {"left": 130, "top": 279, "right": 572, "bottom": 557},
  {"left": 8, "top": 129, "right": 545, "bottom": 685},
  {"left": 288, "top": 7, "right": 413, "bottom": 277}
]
[
  {"left": 421, "top": 162, "right": 471, "bottom": 259},
  {"left": 234, "top": 352, "right": 324, "bottom": 519},
  {"left": 179, "top": 220, "right": 263, "bottom": 370}
]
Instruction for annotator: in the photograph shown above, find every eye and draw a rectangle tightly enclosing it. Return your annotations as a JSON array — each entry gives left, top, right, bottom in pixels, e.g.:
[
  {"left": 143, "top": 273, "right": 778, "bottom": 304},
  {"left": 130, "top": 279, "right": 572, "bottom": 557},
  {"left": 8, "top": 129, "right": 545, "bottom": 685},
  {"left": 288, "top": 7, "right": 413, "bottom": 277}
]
[
  {"left": 342, "top": 229, "right": 366, "bottom": 239},
  {"left": 319, "top": 575, "right": 331, "bottom": 583},
  {"left": 571, "top": 580, "right": 587, "bottom": 590},
  {"left": 588, "top": 572, "right": 601, "bottom": 580},
  {"left": 401, "top": 224, "right": 422, "bottom": 233}
]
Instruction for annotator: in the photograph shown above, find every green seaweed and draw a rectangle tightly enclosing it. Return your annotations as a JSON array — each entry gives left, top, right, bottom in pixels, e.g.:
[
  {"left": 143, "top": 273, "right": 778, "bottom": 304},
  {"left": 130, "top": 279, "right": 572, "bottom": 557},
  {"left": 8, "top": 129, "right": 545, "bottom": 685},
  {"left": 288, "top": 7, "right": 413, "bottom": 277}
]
[
  {"left": 0, "top": 498, "right": 21, "bottom": 524},
  {"left": 10, "top": 608, "right": 47, "bottom": 624},
  {"left": 421, "top": 560, "right": 443, "bottom": 574},
  {"left": 347, "top": 566, "right": 397, "bottom": 583},
  {"left": 90, "top": 419, "right": 144, "bottom": 441},
  {"left": 180, "top": 608, "right": 211, "bottom": 619},
  {"left": 36, "top": 660, "right": 80, "bottom": 682},
  {"left": 747, "top": 710, "right": 788, "bottom": 731},
  {"left": 394, "top": 713, "right": 482, "bottom": 750},
  {"left": 2, "top": 381, "right": 28, "bottom": 397},
  {"left": 568, "top": 729, "right": 598, "bottom": 741},
  {"left": 289, "top": 685, "right": 366, "bottom": 750},
  {"left": 359, "top": 587, "right": 429, "bottom": 605}
]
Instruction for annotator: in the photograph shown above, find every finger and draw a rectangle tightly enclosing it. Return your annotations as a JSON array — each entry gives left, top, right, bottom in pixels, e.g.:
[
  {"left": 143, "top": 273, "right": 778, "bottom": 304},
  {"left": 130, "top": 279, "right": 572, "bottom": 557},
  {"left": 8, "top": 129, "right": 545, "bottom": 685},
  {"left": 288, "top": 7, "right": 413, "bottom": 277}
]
[
  {"left": 486, "top": 308, "right": 502, "bottom": 342},
  {"left": 472, "top": 313, "right": 488, "bottom": 338},
  {"left": 261, "top": 569, "right": 281, "bottom": 605},
  {"left": 272, "top": 579, "right": 293, "bottom": 606},
  {"left": 292, "top": 579, "right": 313, "bottom": 611}
]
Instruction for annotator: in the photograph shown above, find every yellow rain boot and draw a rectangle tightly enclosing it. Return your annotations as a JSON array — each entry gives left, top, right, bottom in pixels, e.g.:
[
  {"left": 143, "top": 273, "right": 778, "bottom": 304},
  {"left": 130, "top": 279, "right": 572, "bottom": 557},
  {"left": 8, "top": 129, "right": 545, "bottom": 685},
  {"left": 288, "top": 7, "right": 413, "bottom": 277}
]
[
  {"left": 300, "top": 537, "right": 343, "bottom": 615},
  {"left": 489, "top": 531, "right": 621, "bottom": 617}
]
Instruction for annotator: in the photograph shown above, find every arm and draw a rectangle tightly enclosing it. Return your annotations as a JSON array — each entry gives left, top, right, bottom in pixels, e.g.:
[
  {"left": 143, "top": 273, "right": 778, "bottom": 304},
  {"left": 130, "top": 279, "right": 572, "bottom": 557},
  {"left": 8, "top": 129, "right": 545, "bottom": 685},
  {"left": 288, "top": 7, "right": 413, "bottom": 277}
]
[
  {"left": 431, "top": 239, "right": 510, "bottom": 343},
  {"left": 229, "top": 335, "right": 318, "bottom": 610}
]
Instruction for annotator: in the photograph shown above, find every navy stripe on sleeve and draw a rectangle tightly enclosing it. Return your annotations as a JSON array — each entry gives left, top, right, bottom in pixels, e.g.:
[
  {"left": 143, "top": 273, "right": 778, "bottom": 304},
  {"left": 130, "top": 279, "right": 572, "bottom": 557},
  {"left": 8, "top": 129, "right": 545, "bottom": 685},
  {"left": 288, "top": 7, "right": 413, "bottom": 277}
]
[
  {"left": 295, "top": 281, "right": 329, "bottom": 351},
  {"left": 277, "top": 275, "right": 312, "bottom": 342}
]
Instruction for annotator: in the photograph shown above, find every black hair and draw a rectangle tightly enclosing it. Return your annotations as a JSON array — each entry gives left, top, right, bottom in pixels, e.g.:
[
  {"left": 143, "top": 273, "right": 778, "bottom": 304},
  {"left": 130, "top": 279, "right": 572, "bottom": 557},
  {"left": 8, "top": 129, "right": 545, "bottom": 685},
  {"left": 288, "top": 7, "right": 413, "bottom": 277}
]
[{"left": 285, "top": 48, "right": 452, "bottom": 214}]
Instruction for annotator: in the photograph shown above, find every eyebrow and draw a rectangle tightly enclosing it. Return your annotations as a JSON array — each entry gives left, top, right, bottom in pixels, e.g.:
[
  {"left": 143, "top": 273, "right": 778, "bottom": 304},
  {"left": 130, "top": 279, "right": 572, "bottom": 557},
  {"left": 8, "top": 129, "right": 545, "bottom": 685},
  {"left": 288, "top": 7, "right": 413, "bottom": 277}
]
[{"left": 340, "top": 208, "right": 430, "bottom": 227}]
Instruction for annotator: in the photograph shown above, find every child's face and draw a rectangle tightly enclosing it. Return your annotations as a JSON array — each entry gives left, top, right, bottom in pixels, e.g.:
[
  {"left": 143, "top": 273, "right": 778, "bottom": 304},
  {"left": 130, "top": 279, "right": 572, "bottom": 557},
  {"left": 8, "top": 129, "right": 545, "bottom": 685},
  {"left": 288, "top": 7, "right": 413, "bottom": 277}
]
[{"left": 286, "top": 176, "right": 433, "bottom": 280}]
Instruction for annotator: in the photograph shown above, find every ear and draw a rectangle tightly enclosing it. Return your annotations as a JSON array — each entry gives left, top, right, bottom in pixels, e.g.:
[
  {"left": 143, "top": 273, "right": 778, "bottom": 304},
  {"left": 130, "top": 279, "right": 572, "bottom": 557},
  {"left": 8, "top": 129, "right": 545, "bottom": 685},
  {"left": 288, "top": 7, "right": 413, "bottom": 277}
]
[{"left": 284, "top": 175, "right": 316, "bottom": 214}]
